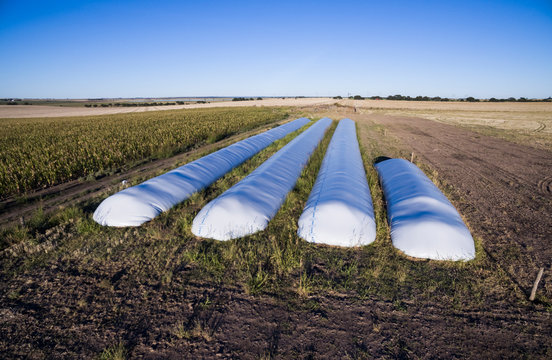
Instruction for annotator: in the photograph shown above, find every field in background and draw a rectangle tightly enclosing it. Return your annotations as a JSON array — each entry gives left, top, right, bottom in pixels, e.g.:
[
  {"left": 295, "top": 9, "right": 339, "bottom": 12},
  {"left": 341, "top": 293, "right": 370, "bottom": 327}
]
[
  {"left": 0, "top": 98, "right": 334, "bottom": 118},
  {"left": 4, "top": 98, "right": 550, "bottom": 149},
  {"left": 343, "top": 99, "right": 552, "bottom": 150},
  {"left": 0, "top": 98, "right": 233, "bottom": 107},
  {"left": 1, "top": 104, "right": 551, "bottom": 358}
]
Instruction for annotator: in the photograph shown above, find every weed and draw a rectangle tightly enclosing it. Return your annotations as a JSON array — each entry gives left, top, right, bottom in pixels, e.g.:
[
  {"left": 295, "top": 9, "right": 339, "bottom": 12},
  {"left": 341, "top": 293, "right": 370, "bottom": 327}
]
[
  {"left": 0, "top": 225, "right": 30, "bottom": 251},
  {"left": 297, "top": 270, "right": 313, "bottom": 298},
  {"left": 76, "top": 216, "right": 101, "bottom": 235},
  {"left": 7, "top": 289, "right": 20, "bottom": 300},
  {"left": 26, "top": 207, "right": 50, "bottom": 233},
  {"left": 172, "top": 321, "right": 189, "bottom": 339},
  {"left": 99, "top": 342, "right": 127, "bottom": 360},
  {"left": 52, "top": 206, "right": 82, "bottom": 224},
  {"left": 246, "top": 264, "right": 269, "bottom": 295}
]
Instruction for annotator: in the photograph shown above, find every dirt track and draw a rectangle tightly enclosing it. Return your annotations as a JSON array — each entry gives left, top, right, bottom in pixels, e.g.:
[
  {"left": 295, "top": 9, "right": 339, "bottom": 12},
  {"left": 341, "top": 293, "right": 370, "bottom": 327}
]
[{"left": 367, "top": 114, "right": 552, "bottom": 298}]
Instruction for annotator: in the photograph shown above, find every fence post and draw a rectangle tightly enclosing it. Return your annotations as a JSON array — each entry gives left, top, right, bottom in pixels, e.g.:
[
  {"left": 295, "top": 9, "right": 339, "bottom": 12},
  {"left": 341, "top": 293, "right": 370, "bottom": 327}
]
[{"left": 529, "top": 267, "right": 545, "bottom": 301}]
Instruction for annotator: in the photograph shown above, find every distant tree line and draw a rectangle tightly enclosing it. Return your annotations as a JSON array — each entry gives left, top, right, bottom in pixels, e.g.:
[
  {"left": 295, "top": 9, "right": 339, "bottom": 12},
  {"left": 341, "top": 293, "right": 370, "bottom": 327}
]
[
  {"left": 83, "top": 101, "right": 205, "bottom": 108},
  {"left": 232, "top": 97, "right": 263, "bottom": 101},
  {"left": 485, "top": 97, "right": 551, "bottom": 102},
  {"left": 336, "top": 95, "right": 552, "bottom": 102}
]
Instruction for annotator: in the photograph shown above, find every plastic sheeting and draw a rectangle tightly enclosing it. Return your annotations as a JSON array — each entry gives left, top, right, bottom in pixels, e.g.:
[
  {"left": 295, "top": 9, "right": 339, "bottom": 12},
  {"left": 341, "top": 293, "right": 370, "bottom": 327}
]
[
  {"left": 192, "top": 117, "right": 333, "bottom": 240},
  {"left": 297, "top": 118, "right": 376, "bottom": 247},
  {"left": 375, "top": 158, "right": 475, "bottom": 261},
  {"left": 93, "top": 117, "right": 311, "bottom": 226}
]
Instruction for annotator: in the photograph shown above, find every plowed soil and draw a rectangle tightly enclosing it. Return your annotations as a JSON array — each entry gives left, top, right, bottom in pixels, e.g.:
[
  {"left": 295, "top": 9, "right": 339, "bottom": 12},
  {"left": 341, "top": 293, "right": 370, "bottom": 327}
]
[
  {"left": 2, "top": 278, "right": 550, "bottom": 359},
  {"left": 368, "top": 114, "right": 552, "bottom": 298}
]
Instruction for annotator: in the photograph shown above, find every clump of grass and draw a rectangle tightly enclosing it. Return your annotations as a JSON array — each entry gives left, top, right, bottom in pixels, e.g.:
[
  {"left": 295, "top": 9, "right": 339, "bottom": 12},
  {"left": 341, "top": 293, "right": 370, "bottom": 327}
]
[
  {"left": 76, "top": 216, "right": 101, "bottom": 235},
  {"left": 99, "top": 342, "right": 127, "bottom": 360},
  {"left": 172, "top": 294, "right": 222, "bottom": 341},
  {"left": 175, "top": 320, "right": 215, "bottom": 341},
  {"left": 297, "top": 263, "right": 313, "bottom": 298},
  {"left": 0, "top": 225, "right": 30, "bottom": 251},
  {"left": 246, "top": 261, "right": 269, "bottom": 295}
]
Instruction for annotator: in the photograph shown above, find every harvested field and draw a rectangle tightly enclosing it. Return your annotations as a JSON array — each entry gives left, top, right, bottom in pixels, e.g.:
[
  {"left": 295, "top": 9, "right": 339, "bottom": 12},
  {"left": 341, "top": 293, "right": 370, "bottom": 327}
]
[
  {"left": 1, "top": 104, "right": 551, "bottom": 359},
  {"left": 0, "top": 98, "right": 335, "bottom": 119},
  {"left": 346, "top": 99, "right": 552, "bottom": 150}
]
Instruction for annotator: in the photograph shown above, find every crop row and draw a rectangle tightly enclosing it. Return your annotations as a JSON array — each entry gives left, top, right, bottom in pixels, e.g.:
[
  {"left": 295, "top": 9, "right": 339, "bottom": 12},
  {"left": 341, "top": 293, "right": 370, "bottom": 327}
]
[{"left": 0, "top": 107, "right": 288, "bottom": 199}]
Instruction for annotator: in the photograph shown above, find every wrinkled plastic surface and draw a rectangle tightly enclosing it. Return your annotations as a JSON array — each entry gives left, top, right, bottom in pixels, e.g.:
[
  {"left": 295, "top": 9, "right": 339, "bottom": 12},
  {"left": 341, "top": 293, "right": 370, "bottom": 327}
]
[
  {"left": 93, "top": 117, "right": 310, "bottom": 226},
  {"left": 192, "top": 117, "right": 333, "bottom": 240},
  {"left": 298, "top": 118, "right": 376, "bottom": 247},
  {"left": 375, "top": 158, "right": 475, "bottom": 260}
]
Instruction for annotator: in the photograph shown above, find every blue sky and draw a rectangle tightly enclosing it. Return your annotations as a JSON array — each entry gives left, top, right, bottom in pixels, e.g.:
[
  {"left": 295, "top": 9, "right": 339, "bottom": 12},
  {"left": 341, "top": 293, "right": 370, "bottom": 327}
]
[{"left": 1, "top": 0, "right": 551, "bottom": 98}]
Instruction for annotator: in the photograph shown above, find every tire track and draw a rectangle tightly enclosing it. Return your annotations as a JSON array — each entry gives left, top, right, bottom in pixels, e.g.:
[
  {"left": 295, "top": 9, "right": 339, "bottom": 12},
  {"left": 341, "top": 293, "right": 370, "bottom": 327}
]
[
  {"left": 538, "top": 177, "right": 552, "bottom": 195},
  {"left": 534, "top": 122, "right": 546, "bottom": 132}
]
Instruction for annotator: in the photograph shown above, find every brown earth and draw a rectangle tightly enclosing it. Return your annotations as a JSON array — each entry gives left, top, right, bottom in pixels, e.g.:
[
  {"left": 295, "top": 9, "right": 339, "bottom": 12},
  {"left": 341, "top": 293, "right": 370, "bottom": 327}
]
[
  {"left": 2, "top": 276, "right": 550, "bottom": 359},
  {"left": 1, "top": 107, "right": 552, "bottom": 359}
]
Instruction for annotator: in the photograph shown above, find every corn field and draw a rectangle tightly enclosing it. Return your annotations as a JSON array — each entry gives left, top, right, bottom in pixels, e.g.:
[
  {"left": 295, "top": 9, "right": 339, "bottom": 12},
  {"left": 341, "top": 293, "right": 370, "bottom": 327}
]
[{"left": 0, "top": 107, "right": 288, "bottom": 199}]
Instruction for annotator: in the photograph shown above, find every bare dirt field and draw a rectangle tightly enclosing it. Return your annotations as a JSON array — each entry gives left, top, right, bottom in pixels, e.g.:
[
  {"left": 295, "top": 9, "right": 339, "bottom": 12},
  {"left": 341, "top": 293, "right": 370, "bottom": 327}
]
[
  {"left": 363, "top": 113, "right": 552, "bottom": 298},
  {"left": 2, "top": 276, "right": 549, "bottom": 359},
  {"left": 346, "top": 99, "right": 552, "bottom": 150},
  {"left": 1, "top": 104, "right": 551, "bottom": 359},
  {"left": 303, "top": 103, "right": 552, "bottom": 297}
]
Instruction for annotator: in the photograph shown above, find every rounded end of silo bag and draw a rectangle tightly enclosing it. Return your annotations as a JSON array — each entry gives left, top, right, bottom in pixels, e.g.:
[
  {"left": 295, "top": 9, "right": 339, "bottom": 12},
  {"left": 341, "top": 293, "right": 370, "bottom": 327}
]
[
  {"left": 93, "top": 192, "right": 162, "bottom": 227},
  {"left": 191, "top": 196, "right": 269, "bottom": 240},
  {"left": 391, "top": 221, "right": 476, "bottom": 261},
  {"left": 298, "top": 201, "right": 376, "bottom": 247}
]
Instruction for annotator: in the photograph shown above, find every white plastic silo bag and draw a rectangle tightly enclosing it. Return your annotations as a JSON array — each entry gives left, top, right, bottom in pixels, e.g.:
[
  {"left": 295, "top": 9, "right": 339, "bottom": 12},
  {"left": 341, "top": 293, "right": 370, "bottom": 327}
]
[
  {"left": 93, "top": 117, "right": 310, "bottom": 227},
  {"left": 192, "top": 117, "right": 333, "bottom": 240},
  {"left": 298, "top": 118, "right": 376, "bottom": 247},
  {"left": 375, "top": 158, "right": 475, "bottom": 261}
]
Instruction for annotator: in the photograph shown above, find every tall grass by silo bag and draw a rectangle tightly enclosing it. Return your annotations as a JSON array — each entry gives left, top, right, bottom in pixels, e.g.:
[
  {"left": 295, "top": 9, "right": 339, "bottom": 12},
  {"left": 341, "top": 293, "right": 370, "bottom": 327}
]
[
  {"left": 93, "top": 117, "right": 311, "bottom": 226},
  {"left": 297, "top": 118, "right": 376, "bottom": 246},
  {"left": 375, "top": 158, "right": 475, "bottom": 261},
  {"left": 192, "top": 117, "right": 333, "bottom": 240}
]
